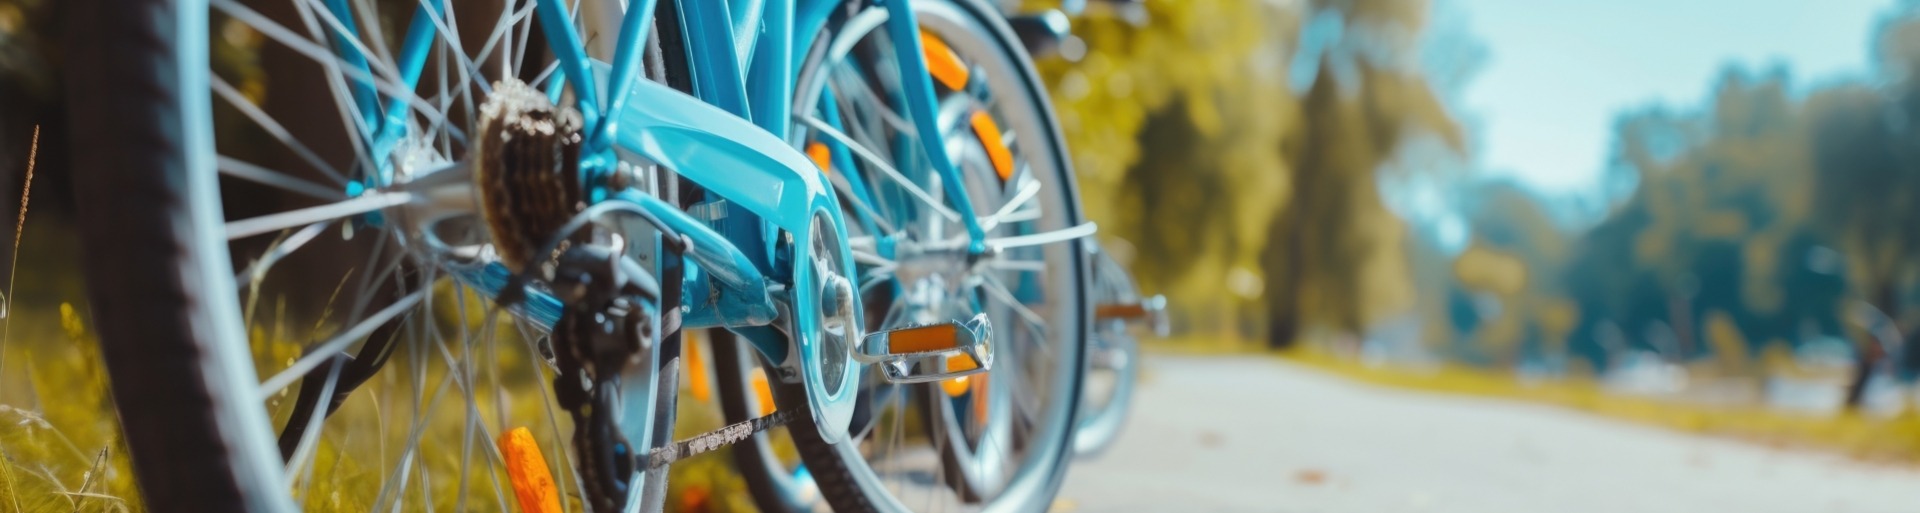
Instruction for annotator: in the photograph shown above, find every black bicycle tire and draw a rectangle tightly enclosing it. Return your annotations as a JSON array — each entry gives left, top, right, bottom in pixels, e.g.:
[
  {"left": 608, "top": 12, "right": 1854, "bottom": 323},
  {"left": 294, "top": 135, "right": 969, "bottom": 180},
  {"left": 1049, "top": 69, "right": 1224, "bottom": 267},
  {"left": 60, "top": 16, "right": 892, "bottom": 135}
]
[{"left": 64, "top": 0, "right": 289, "bottom": 510}]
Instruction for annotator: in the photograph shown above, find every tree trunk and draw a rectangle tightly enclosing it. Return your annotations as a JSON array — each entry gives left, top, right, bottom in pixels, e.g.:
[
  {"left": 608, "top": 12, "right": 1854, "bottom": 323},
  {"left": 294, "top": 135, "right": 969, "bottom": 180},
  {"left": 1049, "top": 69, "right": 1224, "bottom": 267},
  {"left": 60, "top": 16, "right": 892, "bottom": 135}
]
[
  {"left": 1844, "top": 284, "right": 1899, "bottom": 410},
  {"left": 1262, "top": 202, "right": 1302, "bottom": 350}
]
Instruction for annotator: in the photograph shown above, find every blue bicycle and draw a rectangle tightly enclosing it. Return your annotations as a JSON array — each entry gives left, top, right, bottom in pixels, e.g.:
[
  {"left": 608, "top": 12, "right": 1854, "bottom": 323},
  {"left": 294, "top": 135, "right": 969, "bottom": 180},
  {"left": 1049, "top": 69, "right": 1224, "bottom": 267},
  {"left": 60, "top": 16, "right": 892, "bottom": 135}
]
[{"left": 64, "top": 0, "right": 1096, "bottom": 511}]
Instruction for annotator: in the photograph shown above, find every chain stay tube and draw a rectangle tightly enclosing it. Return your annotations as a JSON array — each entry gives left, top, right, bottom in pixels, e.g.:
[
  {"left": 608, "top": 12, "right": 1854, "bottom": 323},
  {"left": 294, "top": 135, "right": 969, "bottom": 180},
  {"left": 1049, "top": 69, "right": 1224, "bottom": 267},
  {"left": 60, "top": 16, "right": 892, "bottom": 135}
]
[{"left": 616, "top": 189, "right": 786, "bottom": 365}]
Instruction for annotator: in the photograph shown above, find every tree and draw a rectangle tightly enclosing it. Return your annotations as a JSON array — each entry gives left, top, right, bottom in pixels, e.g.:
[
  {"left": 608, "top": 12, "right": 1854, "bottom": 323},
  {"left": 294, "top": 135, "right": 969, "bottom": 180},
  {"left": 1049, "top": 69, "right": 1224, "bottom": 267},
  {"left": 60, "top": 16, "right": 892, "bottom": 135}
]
[
  {"left": 1807, "top": 82, "right": 1920, "bottom": 408},
  {"left": 1037, "top": 0, "right": 1296, "bottom": 335},
  {"left": 1261, "top": 0, "right": 1463, "bottom": 349}
]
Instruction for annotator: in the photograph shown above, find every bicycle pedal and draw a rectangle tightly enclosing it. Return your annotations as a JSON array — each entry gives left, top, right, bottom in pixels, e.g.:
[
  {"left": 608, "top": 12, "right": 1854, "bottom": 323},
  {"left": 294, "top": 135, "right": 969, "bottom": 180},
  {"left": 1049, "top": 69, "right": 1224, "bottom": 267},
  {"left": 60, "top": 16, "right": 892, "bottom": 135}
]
[
  {"left": 856, "top": 314, "right": 993, "bottom": 383},
  {"left": 1096, "top": 294, "right": 1169, "bottom": 337}
]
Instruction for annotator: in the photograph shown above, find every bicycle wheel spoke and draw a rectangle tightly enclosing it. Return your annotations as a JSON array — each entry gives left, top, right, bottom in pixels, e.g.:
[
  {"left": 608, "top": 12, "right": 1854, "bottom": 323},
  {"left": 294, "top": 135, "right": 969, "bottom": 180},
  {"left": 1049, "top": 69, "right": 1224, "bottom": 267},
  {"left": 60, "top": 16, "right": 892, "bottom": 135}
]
[
  {"left": 225, "top": 191, "right": 412, "bottom": 240},
  {"left": 410, "top": 0, "right": 493, "bottom": 96},
  {"left": 217, "top": 155, "right": 344, "bottom": 201},
  {"left": 258, "top": 289, "right": 425, "bottom": 398},
  {"left": 826, "top": 169, "right": 902, "bottom": 235},
  {"left": 797, "top": 115, "right": 961, "bottom": 222},
  {"left": 860, "top": 265, "right": 898, "bottom": 293},
  {"left": 235, "top": 221, "right": 332, "bottom": 286},
  {"left": 283, "top": 357, "right": 345, "bottom": 487},
  {"left": 852, "top": 249, "right": 895, "bottom": 267},
  {"left": 979, "top": 274, "right": 1048, "bottom": 342},
  {"left": 985, "top": 222, "right": 1096, "bottom": 251},
  {"left": 833, "top": 65, "right": 918, "bottom": 139},
  {"left": 211, "top": 77, "right": 350, "bottom": 184},
  {"left": 347, "top": 0, "right": 398, "bottom": 66},
  {"left": 432, "top": 315, "right": 512, "bottom": 512},
  {"left": 218, "top": 0, "right": 450, "bottom": 132},
  {"left": 987, "top": 259, "right": 1045, "bottom": 272},
  {"left": 979, "top": 178, "right": 1040, "bottom": 232},
  {"left": 511, "top": 0, "right": 536, "bottom": 76},
  {"left": 283, "top": 0, "right": 381, "bottom": 175},
  {"left": 373, "top": 362, "right": 455, "bottom": 510},
  {"left": 295, "top": 0, "right": 410, "bottom": 89}
]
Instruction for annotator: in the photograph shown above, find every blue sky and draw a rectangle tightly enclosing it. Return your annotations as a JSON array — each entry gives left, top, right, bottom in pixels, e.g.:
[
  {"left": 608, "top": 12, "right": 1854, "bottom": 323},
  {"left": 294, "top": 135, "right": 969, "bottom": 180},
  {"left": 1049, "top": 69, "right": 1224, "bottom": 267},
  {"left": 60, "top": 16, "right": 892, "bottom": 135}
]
[{"left": 1453, "top": 0, "right": 1894, "bottom": 199}]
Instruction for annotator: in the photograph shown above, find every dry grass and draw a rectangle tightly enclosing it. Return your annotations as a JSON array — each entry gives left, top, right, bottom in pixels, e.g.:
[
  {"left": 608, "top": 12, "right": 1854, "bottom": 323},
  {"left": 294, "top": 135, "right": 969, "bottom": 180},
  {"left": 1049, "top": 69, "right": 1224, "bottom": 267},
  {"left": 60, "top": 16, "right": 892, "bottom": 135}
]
[
  {"left": 0, "top": 278, "right": 765, "bottom": 512},
  {"left": 1269, "top": 343, "right": 1920, "bottom": 466}
]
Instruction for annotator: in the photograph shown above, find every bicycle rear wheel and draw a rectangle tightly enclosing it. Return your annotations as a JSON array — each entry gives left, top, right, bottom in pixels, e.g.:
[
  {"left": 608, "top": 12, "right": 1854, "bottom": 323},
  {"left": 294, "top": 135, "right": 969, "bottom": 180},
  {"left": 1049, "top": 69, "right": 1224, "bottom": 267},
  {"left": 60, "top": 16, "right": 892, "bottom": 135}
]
[{"left": 64, "top": 0, "right": 683, "bottom": 510}]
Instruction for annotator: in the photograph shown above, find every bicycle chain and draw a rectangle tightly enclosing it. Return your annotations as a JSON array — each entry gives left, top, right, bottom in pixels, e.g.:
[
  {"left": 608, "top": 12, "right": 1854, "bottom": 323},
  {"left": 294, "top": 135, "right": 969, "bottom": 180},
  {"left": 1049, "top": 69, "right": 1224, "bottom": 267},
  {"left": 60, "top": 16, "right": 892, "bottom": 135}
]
[{"left": 647, "top": 409, "right": 796, "bottom": 469}]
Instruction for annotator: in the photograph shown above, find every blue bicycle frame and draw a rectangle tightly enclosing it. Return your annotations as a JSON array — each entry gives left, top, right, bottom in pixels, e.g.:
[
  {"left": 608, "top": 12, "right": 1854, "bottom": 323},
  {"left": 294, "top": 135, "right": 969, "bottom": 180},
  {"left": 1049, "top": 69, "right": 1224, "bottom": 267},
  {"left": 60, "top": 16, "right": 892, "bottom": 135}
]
[{"left": 316, "top": 0, "right": 993, "bottom": 449}]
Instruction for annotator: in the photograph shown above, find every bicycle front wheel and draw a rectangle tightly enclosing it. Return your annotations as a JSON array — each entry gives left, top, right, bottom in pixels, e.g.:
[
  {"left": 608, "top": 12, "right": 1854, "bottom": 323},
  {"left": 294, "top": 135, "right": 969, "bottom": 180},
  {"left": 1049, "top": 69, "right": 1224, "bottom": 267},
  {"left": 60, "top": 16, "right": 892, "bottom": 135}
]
[{"left": 729, "top": 0, "right": 1093, "bottom": 511}]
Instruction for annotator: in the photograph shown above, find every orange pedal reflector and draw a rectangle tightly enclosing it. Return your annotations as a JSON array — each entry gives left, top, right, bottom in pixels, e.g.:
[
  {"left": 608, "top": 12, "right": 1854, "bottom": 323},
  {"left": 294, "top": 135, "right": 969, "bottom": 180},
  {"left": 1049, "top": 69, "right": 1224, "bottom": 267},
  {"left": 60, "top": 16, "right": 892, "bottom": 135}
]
[
  {"left": 857, "top": 314, "right": 993, "bottom": 383},
  {"left": 751, "top": 368, "right": 777, "bottom": 417},
  {"left": 890, "top": 323, "right": 961, "bottom": 354},
  {"left": 498, "top": 427, "right": 562, "bottom": 513},
  {"left": 945, "top": 351, "right": 980, "bottom": 372},
  {"left": 1095, "top": 303, "right": 1151, "bottom": 321},
  {"left": 807, "top": 141, "right": 832, "bottom": 175},
  {"left": 685, "top": 330, "right": 711, "bottom": 403},
  {"left": 920, "top": 29, "right": 970, "bottom": 91},
  {"left": 969, "top": 111, "right": 1015, "bottom": 181}
]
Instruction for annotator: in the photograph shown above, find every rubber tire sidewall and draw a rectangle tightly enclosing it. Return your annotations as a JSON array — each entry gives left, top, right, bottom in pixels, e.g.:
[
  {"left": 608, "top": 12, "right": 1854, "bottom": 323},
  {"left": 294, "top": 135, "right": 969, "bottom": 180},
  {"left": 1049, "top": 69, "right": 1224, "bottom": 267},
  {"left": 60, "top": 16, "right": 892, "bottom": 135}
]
[{"left": 64, "top": 0, "right": 294, "bottom": 511}]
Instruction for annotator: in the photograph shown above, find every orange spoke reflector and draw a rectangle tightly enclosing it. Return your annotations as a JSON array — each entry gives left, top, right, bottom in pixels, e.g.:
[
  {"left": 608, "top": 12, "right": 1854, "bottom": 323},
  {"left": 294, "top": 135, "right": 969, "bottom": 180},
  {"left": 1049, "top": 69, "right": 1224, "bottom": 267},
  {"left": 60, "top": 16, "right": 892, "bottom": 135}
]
[
  {"left": 686, "top": 330, "right": 712, "bottom": 403},
  {"left": 942, "top": 376, "right": 970, "bottom": 397},
  {"left": 498, "top": 427, "right": 562, "bottom": 513},
  {"left": 807, "top": 141, "right": 832, "bottom": 175},
  {"left": 1095, "top": 303, "right": 1151, "bottom": 320},
  {"left": 751, "top": 369, "right": 777, "bottom": 417},
  {"left": 969, "top": 111, "right": 1015, "bottom": 181},
  {"left": 890, "top": 323, "right": 961, "bottom": 354},
  {"left": 920, "top": 29, "right": 970, "bottom": 90}
]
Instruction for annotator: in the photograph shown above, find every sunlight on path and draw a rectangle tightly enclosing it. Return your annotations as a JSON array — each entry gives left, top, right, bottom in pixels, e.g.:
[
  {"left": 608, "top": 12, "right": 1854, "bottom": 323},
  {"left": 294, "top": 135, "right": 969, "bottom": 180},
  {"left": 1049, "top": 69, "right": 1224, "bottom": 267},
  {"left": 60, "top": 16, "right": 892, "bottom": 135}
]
[{"left": 1060, "top": 355, "right": 1920, "bottom": 513}]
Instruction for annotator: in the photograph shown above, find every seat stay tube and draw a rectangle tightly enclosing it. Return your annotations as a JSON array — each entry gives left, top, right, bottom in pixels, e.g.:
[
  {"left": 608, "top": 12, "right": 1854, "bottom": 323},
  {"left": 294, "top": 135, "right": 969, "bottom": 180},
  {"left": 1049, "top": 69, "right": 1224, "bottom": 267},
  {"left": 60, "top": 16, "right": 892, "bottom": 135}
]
[
  {"left": 370, "top": 0, "right": 447, "bottom": 185},
  {"left": 319, "top": 0, "right": 383, "bottom": 140},
  {"left": 589, "top": 0, "right": 660, "bottom": 153},
  {"left": 747, "top": 0, "right": 795, "bottom": 141},
  {"left": 534, "top": 0, "right": 603, "bottom": 135},
  {"left": 879, "top": 0, "right": 989, "bottom": 253}
]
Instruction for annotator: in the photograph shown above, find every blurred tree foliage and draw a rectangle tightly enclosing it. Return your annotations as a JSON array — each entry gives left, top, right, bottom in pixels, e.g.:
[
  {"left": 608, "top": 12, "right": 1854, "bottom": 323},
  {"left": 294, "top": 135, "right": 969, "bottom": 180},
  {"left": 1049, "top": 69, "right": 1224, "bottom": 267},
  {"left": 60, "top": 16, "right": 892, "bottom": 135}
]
[
  {"left": 1034, "top": 0, "right": 1297, "bottom": 336},
  {"left": 1432, "top": 8, "right": 1920, "bottom": 410},
  {"left": 1550, "top": 67, "right": 1828, "bottom": 375},
  {"left": 1033, "top": 0, "right": 1466, "bottom": 341}
]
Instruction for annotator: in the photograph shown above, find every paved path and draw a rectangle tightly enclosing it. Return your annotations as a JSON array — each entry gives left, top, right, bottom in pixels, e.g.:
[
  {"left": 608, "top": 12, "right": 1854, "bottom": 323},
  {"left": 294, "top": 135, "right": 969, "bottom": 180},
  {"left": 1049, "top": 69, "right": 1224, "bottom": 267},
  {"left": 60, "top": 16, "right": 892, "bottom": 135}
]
[{"left": 1058, "top": 355, "right": 1920, "bottom": 513}]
